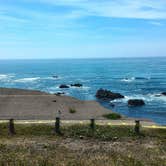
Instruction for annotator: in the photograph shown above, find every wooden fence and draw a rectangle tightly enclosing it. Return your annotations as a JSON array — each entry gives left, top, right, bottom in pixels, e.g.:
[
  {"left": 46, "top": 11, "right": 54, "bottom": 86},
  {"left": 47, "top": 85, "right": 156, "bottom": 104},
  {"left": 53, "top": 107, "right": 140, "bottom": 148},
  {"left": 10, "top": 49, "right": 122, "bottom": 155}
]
[{"left": 2, "top": 118, "right": 141, "bottom": 135}]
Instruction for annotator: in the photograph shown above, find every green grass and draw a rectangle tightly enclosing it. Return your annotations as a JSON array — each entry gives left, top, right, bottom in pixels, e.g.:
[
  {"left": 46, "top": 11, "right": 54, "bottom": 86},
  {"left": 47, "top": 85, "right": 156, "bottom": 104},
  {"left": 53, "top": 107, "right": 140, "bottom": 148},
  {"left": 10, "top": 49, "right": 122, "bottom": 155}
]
[
  {"left": 69, "top": 107, "right": 77, "bottom": 114},
  {"left": 102, "top": 112, "right": 122, "bottom": 120},
  {"left": 0, "top": 123, "right": 165, "bottom": 140},
  {"left": 0, "top": 123, "right": 165, "bottom": 166}
]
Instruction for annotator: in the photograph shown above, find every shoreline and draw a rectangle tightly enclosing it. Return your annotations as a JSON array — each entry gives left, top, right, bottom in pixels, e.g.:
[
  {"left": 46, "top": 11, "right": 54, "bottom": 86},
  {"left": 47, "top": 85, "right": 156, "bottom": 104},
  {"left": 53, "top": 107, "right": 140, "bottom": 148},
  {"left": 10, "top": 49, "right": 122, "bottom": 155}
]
[
  {"left": 0, "top": 87, "right": 112, "bottom": 120},
  {"left": 0, "top": 87, "right": 157, "bottom": 125}
]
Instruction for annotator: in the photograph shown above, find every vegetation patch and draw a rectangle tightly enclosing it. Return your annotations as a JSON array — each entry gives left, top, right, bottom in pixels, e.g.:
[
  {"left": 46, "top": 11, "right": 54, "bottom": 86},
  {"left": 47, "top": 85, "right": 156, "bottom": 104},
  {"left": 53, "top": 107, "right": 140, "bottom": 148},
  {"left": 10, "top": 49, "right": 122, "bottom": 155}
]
[
  {"left": 0, "top": 123, "right": 165, "bottom": 166},
  {"left": 69, "top": 107, "right": 76, "bottom": 114},
  {"left": 103, "top": 112, "right": 122, "bottom": 120}
]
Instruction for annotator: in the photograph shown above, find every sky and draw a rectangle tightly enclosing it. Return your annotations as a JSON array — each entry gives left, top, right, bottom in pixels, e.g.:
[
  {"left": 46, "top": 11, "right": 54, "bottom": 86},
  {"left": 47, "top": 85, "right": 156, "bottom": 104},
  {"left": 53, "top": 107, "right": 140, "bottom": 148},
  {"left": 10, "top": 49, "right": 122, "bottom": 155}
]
[{"left": 0, "top": 0, "right": 166, "bottom": 59}]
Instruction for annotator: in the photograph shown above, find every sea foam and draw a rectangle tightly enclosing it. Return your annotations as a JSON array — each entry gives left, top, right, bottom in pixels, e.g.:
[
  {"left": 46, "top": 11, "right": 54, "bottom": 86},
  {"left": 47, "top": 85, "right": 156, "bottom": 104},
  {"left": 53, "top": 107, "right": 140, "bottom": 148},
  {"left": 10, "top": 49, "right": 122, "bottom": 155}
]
[
  {"left": 121, "top": 77, "right": 151, "bottom": 82},
  {"left": 14, "top": 77, "right": 40, "bottom": 83}
]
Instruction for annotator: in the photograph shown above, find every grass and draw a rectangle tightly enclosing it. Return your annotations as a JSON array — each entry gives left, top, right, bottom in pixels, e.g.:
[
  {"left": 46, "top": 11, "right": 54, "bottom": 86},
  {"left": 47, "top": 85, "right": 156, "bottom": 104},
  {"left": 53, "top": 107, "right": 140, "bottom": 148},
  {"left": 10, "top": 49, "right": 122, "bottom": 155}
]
[
  {"left": 102, "top": 112, "right": 122, "bottom": 120},
  {"left": 0, "top": 123, "right": 165, "bottom": 166},
  {"left": 69, "top": 107, "right": 77, "bottom": 114}
]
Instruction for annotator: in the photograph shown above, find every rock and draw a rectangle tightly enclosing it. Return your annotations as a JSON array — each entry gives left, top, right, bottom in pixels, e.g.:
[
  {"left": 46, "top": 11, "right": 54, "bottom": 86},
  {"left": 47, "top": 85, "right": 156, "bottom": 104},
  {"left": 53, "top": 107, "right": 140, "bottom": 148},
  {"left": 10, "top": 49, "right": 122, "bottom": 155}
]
[
  {"left": 110, "top": 102, "right": 115, "bottom": 107},
  {"left": 59, "top": 84, "right": 69, "bottom": 88},
  {"left": 96, "top": 89, "right": 124, "bottom": 100},
  {"left": 54, "top": 92, "right": 65, "bottom": 96},
  {"left": 128, "top": 99, "right": 145, "bottom": 106},
  {"left": 161, "top": 92, "right": 166, "bottom": 96},
  {"left": 112, "top": 137, "right": 118, "bottom": 141},
  {"left": 70, "top": 83, "right": 83, "bottom": 87},
  {"left": 52, "top": 75, "right": 58, "bottom": 78}
]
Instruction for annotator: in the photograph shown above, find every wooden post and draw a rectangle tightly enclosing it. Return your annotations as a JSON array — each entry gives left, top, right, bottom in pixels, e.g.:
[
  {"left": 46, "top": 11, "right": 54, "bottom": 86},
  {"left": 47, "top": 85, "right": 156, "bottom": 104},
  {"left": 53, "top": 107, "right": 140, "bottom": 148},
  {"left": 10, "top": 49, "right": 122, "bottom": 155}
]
[
  {"left": 90, "top": 118, "right": 95, "bottom": 131},
  {"left": 9, "top": 119, "right": 15, "bottom": 135},
  {"left": 135, "top": 120, "right": 140, "bottom": 134},
  {"left": 55, "top": 117, "right": 61, "bottom": 134}
]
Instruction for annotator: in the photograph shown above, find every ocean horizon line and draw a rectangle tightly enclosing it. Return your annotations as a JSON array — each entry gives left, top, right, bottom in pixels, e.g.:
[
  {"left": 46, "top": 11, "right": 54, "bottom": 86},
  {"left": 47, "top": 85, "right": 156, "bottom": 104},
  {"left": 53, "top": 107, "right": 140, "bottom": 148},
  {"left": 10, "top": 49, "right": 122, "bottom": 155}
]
[{"left": 0, "top": 56, "right": 165, "bottom": 61}]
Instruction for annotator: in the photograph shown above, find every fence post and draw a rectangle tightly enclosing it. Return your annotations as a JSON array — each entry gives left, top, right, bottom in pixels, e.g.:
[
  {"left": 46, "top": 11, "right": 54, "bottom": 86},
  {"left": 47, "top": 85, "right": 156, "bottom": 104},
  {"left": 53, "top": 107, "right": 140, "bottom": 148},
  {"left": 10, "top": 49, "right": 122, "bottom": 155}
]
[
  {"left": 134, "top": 120, "right": 140, "bottom": 134},
  {"left": 90, "top": 118, "right": 95, "bottom": 131},
  {"left": 9, "top": 119, "right": 15, "bottom": 135},
  {"left": 55, "top": 117, "right": 61, "bottom": 134}
]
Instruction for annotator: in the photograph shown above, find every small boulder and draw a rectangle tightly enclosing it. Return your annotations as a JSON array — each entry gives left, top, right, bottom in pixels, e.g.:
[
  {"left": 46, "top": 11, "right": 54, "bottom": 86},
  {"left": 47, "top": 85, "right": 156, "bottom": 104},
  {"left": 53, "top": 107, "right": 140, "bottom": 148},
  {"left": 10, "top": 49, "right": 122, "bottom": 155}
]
[
  {"left": 96, "top": 89, "right": 124, "bottom": 100},
  {"left": 54, "top": 92, "right": 65, "bottom": 96},
  {"left": 161, "top": 92, "right": 166, "bottom": 96},
  {"left": 52, "top": 75, "right": 58, "bottom": 78},
  {"left": 128, "top": 99, "right": 145, "bottom": 106},
  {"left": 110, "top": 102, "right": 115, "bottom": 107},
  {"left": 70, "top": 83, "right": 83, "bottom": 87},
  {"left": 59, "top": 84, "right": 69, "bottom": 88}
]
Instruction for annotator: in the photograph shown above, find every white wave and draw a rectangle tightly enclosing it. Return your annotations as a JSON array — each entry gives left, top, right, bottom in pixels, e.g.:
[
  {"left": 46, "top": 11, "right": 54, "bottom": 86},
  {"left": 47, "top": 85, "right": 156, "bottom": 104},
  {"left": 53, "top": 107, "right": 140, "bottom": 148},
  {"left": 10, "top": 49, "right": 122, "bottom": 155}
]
[
  {"left": 121, "top": 77, "right": 135, "bottom": 82},
  {"left": 70, "top": 86, "right": 90, "bottom": 90},
  {"left": 0, "top": 74, "right": 15, "bottom": 82},
  {"left": 0, "top": 74, "right": 14, "bottom": 79},
  {"left": 121, "top": 76, "right": 151, "bottom": 82},
  {"left": 14, "top": 77, "right": 40, "bottom": 83},
  {"left": 76, "top": 79, "right": 90, "bottom": 83},
  {"left": 111, "top": 93, "right": 166, "bottom": 104},
  {"left": 147, "top": 93, "right": 166, "bottom": 102},
  {"left": 0, "top": 74, "right": 8, "bottom": 79},
  {"left": 43, "top": 76, "right": 62, "bottom": 80}
]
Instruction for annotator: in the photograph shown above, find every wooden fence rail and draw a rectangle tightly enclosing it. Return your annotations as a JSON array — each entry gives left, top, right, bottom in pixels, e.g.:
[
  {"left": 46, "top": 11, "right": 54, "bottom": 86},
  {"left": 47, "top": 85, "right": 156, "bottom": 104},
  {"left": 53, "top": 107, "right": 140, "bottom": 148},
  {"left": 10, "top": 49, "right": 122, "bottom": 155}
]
[{"left": 0, "top": 118, "right": 141, "bottom": 136}]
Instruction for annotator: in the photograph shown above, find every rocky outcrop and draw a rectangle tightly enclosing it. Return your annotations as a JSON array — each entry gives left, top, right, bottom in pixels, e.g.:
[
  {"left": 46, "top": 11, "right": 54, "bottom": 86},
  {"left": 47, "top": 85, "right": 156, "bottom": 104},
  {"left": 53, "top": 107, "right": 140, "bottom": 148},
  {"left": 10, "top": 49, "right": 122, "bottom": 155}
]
[
  {"left": 128, "top": 99, "right": 145, "bottom": 106},
  {"left": 59, "top": 84, "right": 69, "bottom": 88},
  {"left": 70, "top": 83, "right": 83, "bottom": 87},
  {"left": 161, "top": 92, "right": 166, "bottom": 96},
  {"left": 96, "top": 89, "right": 124, "bottom": 100}
]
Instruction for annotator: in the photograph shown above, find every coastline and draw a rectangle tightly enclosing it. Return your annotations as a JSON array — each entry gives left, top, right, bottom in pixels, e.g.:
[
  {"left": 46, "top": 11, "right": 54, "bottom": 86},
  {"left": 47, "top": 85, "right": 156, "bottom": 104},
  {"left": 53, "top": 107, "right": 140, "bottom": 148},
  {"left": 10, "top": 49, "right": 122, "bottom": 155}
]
[
  {"left": 0, "top": 87, "right": 157, "bottom": 126},
  {"left": 0, "top": 87, "right": 112, "bottom": 120}
]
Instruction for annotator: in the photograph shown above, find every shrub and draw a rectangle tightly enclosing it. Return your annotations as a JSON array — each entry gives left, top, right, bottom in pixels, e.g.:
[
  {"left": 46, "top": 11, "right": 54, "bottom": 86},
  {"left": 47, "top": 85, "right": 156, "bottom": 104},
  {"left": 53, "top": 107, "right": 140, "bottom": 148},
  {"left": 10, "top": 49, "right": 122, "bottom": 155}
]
[
  {"left": 102, "top": 112, "right": 121, "bottom": 120},
  {"left": 69, "top": 108, "right": 76, "bottom": 114}
]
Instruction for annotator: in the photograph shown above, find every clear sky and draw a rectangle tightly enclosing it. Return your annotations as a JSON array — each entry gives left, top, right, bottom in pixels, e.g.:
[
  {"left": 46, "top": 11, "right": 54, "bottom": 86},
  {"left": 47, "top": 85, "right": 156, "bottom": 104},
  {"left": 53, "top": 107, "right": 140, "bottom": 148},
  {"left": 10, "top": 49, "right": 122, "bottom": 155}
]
[{"left": 0, "top": 0, "right": 166, "bottom": 59}]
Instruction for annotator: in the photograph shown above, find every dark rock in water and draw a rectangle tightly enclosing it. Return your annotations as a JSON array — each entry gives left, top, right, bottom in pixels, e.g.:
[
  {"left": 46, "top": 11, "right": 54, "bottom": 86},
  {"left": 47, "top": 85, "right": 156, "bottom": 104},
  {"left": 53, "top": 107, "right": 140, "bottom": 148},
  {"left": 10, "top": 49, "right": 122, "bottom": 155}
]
[
  {"left": 96, "top": 89, "right": 124, "bottom": 100},
  {"left": 110, "top": 102, "right": 115, "bottom": 107},
  {"left": 59, "top": 84, "right": 69, "bottom": 88},
  {"left": 70, "top": 83, "right": 83, "bottom": 87},
  {"left": 135, "top": 77, "right": 148, "bottom": 80},
  {"left": 128, "top": 99, "right": 145, "bottom": 106},
  {"left": 52, "top": 75, "right": 58, "bottom": 78},
  {"left": 161, "top": 92, "right": 166, "bottom": 96},
  {"left": 54, "top": 92, "right": 65, "bottom": 96}
]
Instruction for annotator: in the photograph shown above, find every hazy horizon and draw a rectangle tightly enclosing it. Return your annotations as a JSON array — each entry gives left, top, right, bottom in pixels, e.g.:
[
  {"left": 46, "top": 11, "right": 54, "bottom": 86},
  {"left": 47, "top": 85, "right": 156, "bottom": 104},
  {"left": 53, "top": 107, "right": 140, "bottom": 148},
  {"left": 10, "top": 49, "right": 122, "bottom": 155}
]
[
  {"left": 0, "top": 55, "right": 165, "bottom": 60},
  {"left": 0, "top": 0, "right": 166, "bottom": 59}
]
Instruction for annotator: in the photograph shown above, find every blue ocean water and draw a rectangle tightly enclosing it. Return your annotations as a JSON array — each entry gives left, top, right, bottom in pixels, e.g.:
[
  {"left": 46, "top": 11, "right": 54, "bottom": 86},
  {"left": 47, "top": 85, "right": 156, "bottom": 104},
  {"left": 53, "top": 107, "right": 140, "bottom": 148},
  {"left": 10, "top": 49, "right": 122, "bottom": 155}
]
[{"left": 0, "top": 57, "right": 165, "bottom": 124}]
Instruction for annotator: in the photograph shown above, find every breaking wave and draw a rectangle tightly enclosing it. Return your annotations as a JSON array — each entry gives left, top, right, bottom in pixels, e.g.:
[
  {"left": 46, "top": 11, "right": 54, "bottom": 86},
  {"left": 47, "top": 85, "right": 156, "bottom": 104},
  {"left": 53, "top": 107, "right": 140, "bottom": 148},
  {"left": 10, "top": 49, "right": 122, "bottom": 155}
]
[
  {"left": 14, "top": 77, "right": 40, "bottom": 83},
  {"left": 121, "top": 77, "right": 151, "bottom": 82}
]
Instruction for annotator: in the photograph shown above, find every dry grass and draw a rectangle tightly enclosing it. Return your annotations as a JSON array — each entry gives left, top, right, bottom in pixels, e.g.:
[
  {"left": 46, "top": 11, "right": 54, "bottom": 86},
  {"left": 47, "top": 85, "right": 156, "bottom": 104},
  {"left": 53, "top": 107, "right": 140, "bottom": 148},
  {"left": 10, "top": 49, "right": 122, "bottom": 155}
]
[{"left": 0, "top": 123, "right": 165, "bottom": 166}]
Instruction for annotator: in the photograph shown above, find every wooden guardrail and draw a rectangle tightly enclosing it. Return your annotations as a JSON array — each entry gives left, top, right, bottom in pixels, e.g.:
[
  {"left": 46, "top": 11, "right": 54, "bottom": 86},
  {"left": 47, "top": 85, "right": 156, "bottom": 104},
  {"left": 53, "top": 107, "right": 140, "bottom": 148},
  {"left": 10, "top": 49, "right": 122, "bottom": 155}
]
[{"left": 1, "top": 118, "right": 141, "bottom": 136}]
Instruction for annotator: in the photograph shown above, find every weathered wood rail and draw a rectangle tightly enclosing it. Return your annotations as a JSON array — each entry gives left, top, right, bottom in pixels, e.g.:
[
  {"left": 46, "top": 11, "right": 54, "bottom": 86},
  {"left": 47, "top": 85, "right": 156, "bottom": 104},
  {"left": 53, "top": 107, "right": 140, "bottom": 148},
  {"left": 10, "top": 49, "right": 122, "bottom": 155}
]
[{"left": 0, "top": 118, "right": 144, "bottom": 135}]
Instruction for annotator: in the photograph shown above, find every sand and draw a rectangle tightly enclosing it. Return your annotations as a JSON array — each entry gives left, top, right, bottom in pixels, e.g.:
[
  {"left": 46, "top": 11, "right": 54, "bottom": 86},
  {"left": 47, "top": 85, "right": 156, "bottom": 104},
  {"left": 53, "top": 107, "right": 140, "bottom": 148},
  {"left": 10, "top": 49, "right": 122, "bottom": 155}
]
[{"left": 0, "top": 88, "right": 112, "bottom": 120}]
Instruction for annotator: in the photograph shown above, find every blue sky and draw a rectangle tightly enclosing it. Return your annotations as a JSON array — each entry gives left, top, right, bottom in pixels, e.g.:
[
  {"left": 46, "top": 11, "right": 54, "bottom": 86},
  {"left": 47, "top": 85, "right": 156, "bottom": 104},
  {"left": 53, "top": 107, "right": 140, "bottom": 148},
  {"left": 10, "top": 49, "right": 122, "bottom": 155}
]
[{"left": 0, "top": 0, "right": 166, "bottom": 59}]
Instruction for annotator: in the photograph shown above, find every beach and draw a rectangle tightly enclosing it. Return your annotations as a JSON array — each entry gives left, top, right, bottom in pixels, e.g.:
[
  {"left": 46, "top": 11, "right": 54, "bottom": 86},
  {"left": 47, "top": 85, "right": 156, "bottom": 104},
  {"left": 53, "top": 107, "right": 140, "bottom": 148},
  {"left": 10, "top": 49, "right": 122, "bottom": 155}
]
[
  {"left": 0, "top": 87, "right": 158, "bottom": 128},
  {"left": 0, "top": 87, "right": 112, "bottom": 120}
]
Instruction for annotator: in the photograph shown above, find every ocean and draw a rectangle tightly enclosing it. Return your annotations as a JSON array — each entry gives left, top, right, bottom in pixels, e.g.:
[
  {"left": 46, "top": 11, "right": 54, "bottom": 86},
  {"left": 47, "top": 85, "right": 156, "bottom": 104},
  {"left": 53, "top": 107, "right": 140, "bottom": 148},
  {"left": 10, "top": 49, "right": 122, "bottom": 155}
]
[{"left": 0, "top": 57, "right": 165, "bottom": 125}]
